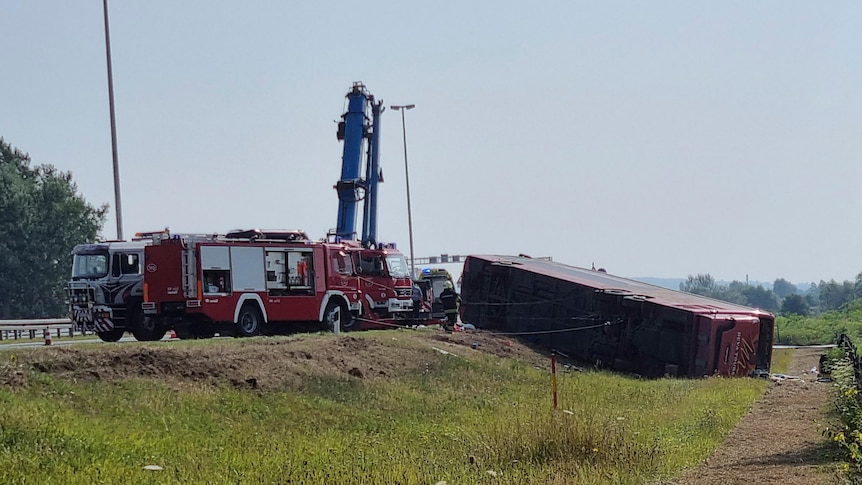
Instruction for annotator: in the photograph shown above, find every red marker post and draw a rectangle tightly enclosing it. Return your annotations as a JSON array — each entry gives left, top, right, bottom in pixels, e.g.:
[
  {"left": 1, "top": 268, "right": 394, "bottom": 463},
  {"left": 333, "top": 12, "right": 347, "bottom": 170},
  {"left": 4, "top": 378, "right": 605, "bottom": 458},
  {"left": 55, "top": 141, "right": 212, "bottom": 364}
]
[{"left": 551, "top": 351, "right": 558, "bottom": 410}]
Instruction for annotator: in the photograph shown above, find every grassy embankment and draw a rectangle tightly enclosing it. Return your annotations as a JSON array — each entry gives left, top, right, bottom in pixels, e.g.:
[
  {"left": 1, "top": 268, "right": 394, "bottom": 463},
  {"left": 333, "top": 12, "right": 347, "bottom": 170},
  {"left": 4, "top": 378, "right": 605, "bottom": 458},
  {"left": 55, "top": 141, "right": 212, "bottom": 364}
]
[{"left": 0, "top": 334, "right": 783, "bottom": 485}]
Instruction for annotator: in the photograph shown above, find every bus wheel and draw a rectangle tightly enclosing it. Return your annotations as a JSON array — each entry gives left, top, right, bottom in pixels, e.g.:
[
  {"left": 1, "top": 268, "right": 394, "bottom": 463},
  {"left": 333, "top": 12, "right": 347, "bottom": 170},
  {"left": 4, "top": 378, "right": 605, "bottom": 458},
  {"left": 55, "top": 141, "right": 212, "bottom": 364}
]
[
  {"left": 97, "top": 329, "right": 124, "bottom": 342},
  {"left": 235, "top": 304, "right": 262, "bottom": 337},
  {"left": 323, "top": 300, "right": 353, "bottom": 332}
]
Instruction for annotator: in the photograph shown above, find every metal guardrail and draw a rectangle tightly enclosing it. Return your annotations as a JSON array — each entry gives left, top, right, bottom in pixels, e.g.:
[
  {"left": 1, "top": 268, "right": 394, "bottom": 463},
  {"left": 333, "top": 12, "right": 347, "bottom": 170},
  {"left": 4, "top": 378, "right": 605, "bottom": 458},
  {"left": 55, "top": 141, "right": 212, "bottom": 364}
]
[
  {"left": 0, "top": 318, "right": 77, "bottom": 341},
  {"left": 836, "top": 333, "right": 862, "bottom": 389}
]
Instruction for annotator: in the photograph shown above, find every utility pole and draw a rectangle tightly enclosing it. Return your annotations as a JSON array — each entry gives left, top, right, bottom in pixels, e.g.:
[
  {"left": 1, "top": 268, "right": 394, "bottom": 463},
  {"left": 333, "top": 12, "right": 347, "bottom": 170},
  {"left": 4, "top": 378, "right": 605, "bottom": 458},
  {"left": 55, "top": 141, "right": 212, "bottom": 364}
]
[
  {"left": 390, "top": 104, "right": 416, "bottom": 277},
  {"left": 103, "top": 0, "right": 123, "bottom": 240}
]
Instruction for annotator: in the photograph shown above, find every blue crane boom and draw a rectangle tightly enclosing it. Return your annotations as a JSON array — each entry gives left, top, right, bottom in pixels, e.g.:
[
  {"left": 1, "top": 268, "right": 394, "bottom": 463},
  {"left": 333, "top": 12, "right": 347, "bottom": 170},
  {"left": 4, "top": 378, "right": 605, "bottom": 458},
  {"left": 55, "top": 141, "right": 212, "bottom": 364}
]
[{"left": 334, "top": 82, "right": 384, "bottom": 247}]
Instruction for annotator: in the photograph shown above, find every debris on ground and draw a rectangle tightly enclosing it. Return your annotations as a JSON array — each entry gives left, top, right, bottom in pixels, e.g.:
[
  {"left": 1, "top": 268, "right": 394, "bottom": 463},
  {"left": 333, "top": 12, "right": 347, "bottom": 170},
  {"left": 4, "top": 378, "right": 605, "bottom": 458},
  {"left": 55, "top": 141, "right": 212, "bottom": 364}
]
[{"left": 432, "top": 347, "right": 458, "bottom": 357}]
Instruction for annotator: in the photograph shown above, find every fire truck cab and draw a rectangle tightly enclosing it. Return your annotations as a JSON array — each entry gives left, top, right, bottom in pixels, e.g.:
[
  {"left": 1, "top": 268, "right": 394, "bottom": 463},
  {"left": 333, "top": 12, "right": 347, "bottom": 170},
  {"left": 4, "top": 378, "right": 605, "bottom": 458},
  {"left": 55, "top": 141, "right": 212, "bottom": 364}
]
[{"left": 66, "top": 240, "right": 163, "bottom": 342}]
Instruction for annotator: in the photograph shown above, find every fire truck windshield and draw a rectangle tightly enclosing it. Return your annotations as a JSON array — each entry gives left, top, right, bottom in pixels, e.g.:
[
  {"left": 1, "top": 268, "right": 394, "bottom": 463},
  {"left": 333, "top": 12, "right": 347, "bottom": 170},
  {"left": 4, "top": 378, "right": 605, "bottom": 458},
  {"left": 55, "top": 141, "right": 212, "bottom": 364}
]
[
  {"left": 71, "top": 253, "right": 109, "bottom": 280},
  {"left": 385, "top": 254, "right": 410, "bottom": 278}
]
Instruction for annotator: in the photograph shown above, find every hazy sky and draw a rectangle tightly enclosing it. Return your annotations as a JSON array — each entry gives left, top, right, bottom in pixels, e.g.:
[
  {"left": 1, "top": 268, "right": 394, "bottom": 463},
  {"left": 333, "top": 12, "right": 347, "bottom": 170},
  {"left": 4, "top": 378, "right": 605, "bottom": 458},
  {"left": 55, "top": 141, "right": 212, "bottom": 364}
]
[{"left": 3, "top": 2, "right": 861, "bottom": 285}]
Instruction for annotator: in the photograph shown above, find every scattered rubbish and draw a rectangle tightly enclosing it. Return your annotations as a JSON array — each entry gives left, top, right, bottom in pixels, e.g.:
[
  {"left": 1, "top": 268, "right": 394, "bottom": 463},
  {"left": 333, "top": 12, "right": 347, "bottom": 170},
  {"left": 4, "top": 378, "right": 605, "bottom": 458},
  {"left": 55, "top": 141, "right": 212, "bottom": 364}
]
[
  {"left": 769, "top": 373, "right": 803, "bottom": 382},
  {"left": 562, "top": 409, "right": 574, "bottom": 415},
  {"left": 432, "top": 347, "right": 458, "bottom": 357},
  {"left": 486, "top": 470, "right": 498, "bottom": 477},
  {"left": 471, "top": 342, "right": 479, "bottom": 349},
  {"left": 816, "top": 377, "right": 834, "bottom": 383},
  {"left": 143, "top": 465, "right": 164, "bottom": 471},
  {"left": 434, "top": 481, "right": 447, "bottom": 485}
]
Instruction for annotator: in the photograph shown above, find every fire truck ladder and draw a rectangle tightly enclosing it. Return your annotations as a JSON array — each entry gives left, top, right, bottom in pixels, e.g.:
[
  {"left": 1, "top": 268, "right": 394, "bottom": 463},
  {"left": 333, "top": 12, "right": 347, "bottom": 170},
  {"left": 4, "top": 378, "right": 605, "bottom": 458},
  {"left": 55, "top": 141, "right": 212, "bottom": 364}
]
[{"left": 181, "top": 245, "right": 198, "bottom": 298}]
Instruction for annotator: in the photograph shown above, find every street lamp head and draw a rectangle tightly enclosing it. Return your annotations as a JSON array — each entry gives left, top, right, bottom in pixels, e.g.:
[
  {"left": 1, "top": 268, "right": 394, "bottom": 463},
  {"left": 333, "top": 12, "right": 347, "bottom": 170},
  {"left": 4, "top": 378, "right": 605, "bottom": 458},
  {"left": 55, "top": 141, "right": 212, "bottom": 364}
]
[{"left": 390, "top": 104, "right": 416, "bottom": 111}]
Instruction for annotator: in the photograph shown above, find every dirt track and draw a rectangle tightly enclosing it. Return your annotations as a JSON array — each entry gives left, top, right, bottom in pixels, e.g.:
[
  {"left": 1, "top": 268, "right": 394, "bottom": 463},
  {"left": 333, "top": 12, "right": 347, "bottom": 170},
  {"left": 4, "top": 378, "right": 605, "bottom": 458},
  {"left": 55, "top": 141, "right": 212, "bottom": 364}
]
[{"left": 664, "top": 347, "right": 841, "bottom": 484}]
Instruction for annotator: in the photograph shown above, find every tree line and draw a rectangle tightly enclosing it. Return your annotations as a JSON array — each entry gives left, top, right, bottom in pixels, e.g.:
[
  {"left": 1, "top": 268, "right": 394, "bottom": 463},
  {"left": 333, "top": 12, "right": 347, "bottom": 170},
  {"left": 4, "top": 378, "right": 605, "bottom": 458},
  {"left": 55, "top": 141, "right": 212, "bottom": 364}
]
[
  {"left": 679, "top": 273, "right": 862, "bottom": 316},
  {"left": 0, "top": 138, "right": 105, "bottom": 319}
]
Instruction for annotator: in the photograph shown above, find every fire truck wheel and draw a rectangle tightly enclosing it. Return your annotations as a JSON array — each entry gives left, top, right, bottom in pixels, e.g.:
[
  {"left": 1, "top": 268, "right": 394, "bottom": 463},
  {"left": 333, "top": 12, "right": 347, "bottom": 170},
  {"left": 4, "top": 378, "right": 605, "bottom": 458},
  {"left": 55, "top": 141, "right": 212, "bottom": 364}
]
[
  {"left": 323, "top": 300, "right": 353, "bottom": 332},
  {"left": 194, "top": 325, "right": 216, "bottom": 339},
  {"left": 132, "top": 318, "right": 168, "bottom": 341},
  {"left": 97, "top": 329, "right": 125, "bottom": 342},
  {"left": 129, "top": 307, "right": 168, "bottom": 342},
  {"left": 236, "top": 304, "right": 263, "bottom": 337}
]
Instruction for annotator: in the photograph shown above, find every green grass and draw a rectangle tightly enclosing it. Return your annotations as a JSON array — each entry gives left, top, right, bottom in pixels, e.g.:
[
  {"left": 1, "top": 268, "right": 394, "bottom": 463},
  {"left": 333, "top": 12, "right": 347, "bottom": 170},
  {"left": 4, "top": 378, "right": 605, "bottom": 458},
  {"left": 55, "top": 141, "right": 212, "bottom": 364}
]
[
  {"left": 0, "top": 337, "right": 771, "bottom": 485},
  {"left": 777, "top": 299, "right": 862, "bottom": 345},
  {"left": 771, "top": 347, "right": 792, "bottom": 374}
]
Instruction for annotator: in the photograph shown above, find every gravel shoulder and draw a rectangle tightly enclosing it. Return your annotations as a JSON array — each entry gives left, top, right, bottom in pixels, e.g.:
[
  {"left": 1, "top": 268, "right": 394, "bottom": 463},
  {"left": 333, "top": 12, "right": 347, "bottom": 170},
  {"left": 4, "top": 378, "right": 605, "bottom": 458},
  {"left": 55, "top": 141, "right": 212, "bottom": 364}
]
[{"left": 663, "top": 347, "right": 843, "bottom": 485}]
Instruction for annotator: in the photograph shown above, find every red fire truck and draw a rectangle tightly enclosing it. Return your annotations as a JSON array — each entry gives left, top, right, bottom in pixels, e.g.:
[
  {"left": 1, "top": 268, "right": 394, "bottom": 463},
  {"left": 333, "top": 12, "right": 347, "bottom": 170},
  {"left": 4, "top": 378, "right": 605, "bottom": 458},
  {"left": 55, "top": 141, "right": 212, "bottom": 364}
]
[{"left": 141, "top": 230, "right": 415, "bottom": 338}]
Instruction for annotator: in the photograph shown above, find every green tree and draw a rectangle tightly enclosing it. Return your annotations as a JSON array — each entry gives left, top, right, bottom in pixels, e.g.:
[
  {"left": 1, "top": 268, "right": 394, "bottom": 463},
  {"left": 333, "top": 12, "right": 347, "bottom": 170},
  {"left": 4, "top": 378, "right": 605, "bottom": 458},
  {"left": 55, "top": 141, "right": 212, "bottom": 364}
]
[
  {"left": 804, "top": 283, "right": 819, "bottom": 311},
  {"left": 0, "top": 139, "right": 106, "bottom": 318},
  {"left": 680, "top": 274, "right": 717, "bottom": 295},
  {"left": 773, "top": 278, "right": 798, "bottom": 299},
  {"left": 680, "top": 274, "right": 746, "bottom": 304},
  {"left": 740, "top": 285, "right": 779, "bottom": 312},
  {"left": 717, "top": 281, "right": 747, "bottom": 305},
  {"left": 781, "top": 294, "right": 810, "bottom": 316},
  {"left": 819, "top": 279, "right": 855, "bottom": 312}
]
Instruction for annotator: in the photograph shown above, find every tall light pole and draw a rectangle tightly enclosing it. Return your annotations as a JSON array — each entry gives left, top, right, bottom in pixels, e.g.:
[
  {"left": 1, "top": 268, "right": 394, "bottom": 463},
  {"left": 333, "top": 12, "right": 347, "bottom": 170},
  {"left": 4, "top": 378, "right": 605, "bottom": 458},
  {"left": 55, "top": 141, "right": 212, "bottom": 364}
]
[
  {"left": 102, "top": 0, "right": 123, "bottom": 240},
  {"left": 390, "top": 104, "right": 416, "bottom": 277}
]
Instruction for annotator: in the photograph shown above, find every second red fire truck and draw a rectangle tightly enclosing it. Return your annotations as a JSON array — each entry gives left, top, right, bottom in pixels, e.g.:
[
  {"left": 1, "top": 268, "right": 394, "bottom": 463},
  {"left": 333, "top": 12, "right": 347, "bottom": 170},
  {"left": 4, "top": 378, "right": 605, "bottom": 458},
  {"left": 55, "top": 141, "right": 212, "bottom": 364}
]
[{"left": 142, "top": 230, "right": 415, "bottom": 338}]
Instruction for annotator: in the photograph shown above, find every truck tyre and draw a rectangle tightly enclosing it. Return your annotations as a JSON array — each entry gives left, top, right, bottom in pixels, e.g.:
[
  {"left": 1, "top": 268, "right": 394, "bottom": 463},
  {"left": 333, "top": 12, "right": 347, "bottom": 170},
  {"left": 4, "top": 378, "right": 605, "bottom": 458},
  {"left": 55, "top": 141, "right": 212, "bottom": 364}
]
[
  {"left": 174, "top": 324, "right": 195, "bottom": 340},
  {"left": 135, "top": 317, "right": 168, "bottom": 341},
  {"left": 235, "top": 304, "right": 262, "bottom": 337},
  {"left": 97, "top": 329, "right": 124, "bottom": 342},
  {"left": 129, "top": 306, "right": 168, "bottom": 341},
  {"left": 323, "top": 300, "right": 354, "bottom": 332},
  {"left": 194, "top": 325, "right": 217, "bottom": 339}
]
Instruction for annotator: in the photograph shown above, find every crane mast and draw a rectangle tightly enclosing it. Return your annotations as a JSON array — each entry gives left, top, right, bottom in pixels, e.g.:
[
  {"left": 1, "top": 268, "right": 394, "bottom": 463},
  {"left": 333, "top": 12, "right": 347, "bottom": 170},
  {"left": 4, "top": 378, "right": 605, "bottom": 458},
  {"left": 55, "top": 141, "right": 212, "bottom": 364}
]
[{"left": 334, "top": 82, "right": 384, "bottom": 247}]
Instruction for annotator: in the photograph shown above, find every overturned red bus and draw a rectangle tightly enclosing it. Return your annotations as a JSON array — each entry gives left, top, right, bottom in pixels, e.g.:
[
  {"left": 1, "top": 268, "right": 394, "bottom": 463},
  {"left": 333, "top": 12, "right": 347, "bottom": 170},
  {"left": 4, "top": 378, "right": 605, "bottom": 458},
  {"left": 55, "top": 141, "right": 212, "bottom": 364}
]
[{"left": 459, "top": 255, "right": 774, "bottom": 378}]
